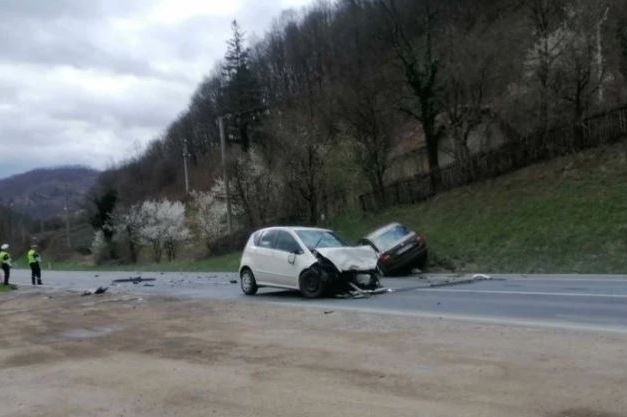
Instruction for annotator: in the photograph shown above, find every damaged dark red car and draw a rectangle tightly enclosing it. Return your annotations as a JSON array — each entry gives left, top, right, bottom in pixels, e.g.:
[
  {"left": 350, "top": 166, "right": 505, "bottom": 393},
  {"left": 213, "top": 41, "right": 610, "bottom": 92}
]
[{"left": 360, "top": 223, "right": 428, "bottom": 276}]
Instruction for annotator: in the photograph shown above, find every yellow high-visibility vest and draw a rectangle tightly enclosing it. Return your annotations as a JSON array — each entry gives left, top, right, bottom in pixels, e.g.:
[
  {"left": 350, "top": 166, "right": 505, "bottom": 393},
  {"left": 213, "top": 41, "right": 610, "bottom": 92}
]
[
  {"left": 27, "top": 249, "right": 40, "bottom": 264},
  {"left": 0, "top": 251, "right": 11, "bottom": 265}
]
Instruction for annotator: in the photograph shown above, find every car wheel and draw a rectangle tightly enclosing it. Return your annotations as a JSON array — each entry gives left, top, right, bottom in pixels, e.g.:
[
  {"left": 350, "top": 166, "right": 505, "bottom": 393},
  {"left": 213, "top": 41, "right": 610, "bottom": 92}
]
[
  {"left": 416, "top": 252, "right": 428, "bottom": 270},
  {"left": 368, "top": 271, "right": 382, "bottom": 289},
  {"left": 240, "top": 268, "right": 258, "bottom": 295},
  {"left": 299, "top": 268, "right": 326, "bottom": 298}
]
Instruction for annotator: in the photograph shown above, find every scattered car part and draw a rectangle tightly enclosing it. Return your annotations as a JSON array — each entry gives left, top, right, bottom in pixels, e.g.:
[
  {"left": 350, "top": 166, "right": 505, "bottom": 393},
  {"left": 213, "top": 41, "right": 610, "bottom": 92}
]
[
  {"left": 81, "top": 286, "right": 108, "bottom": 296},
  {"left": 472, "top": 274, "right": 492, "bottom": 280},
  {"left": 112, "top": 277, "right": 156, "bottom": 284}
]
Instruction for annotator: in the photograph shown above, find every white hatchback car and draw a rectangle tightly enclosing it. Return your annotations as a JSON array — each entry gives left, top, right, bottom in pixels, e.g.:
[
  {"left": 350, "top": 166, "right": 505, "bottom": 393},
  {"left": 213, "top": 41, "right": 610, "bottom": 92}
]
[{"left": 239, "top": 226, "right": 381, "bottom": 298}]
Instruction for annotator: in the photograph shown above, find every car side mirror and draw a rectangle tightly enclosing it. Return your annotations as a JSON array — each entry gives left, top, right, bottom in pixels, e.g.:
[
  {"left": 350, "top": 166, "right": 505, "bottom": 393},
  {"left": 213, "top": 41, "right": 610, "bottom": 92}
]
[{"left": 288, "top": 249, "right": 303, "bottom": 265}]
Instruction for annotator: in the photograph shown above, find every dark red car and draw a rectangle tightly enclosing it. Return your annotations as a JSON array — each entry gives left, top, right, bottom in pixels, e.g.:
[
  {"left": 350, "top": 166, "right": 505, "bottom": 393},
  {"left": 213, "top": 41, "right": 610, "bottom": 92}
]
[{"left": 360, "top": 223, "right": 428, "bottom": 276}]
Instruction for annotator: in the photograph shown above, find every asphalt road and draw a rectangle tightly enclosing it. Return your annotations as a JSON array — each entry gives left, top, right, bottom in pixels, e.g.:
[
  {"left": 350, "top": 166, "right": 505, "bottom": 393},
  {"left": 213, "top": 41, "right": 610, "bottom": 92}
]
[{"left": 7, "top": 268, "right": 627, "bottom": 333}]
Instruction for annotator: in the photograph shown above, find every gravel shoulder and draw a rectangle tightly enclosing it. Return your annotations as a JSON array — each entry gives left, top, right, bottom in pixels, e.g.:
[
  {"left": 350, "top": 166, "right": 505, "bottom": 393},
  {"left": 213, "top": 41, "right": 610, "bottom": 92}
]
[{"left": 1, "top": 290, "right": 626, "bottom": 417}]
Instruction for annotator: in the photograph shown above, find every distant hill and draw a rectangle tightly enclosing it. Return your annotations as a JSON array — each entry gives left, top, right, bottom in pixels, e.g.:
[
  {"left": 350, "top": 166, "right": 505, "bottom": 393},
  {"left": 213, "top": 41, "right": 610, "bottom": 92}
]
[{"left": 0, "top": 166, "right": 99, "bottom": 219}]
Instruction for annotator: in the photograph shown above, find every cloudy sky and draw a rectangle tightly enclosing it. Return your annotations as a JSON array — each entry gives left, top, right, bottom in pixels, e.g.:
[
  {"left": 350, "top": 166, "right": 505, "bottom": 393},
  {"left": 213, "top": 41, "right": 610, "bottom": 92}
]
[{"left": 0, "top": 0, "right": 312, "bottom": 179}]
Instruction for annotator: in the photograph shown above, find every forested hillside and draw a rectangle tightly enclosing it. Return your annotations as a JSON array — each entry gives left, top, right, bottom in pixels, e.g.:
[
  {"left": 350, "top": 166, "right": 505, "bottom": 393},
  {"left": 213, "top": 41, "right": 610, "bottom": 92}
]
[
  {"left": 90, "top": 0, "right": 627, "bottom": 260},
  {"left": 0, "top": 166, "right": 99, "bottom": 219}
]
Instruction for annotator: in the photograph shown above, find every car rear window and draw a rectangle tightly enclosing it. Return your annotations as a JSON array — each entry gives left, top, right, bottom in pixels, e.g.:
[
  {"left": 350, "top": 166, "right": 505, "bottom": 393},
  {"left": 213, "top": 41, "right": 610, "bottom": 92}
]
[
  {"left": 372, "top": 224, "right": 413, "bottom": 252},
  {"left": 296, "top": 230, "right": 347, "bottom": 250}
]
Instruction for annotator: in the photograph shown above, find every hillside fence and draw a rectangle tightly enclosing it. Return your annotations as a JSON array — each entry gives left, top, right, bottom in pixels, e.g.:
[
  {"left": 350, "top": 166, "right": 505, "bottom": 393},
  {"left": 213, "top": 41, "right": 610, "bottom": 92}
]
[{"left": 358, "top": 105, "right": 627, "bottom": 211}]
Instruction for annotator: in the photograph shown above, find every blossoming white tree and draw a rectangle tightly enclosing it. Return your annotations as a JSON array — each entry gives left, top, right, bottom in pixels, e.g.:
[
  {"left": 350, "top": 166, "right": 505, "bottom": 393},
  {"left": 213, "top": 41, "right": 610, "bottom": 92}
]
[
  {"left": 91, "top": 230, "right": 107, "bottom": 265},
  {"left": 111, "top": 204, "right": 147, "bottom": 263},
  {"left": 139, "top": 200, "right": 190, "bottom": 263},
  {"left": 189, "top": 180, "right": 228, "bottom": 253}
]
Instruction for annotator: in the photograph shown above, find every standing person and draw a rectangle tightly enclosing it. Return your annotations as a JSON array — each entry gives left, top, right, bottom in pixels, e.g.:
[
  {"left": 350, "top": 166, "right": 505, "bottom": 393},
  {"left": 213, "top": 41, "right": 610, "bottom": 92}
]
[
  {"left": 27, "top": 244, "right": 42, "bottom": 285},
  {"left": 0, "top": 243, "right": 11, "bottom": 286}
]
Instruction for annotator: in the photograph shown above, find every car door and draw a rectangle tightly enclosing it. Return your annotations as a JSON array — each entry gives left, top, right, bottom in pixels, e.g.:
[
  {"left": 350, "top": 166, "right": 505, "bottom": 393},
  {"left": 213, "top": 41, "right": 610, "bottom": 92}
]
[
  {"left": 254, "top": 230, "right": 279, "bottom": 285},
  {"left": 271, "top": 230, "right": 305, "bottom": 288}
]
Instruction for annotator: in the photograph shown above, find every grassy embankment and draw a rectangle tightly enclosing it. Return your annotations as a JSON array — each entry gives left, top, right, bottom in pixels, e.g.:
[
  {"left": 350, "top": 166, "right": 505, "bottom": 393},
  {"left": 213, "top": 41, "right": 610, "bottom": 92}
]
[
  {"left": 47, "top": 141, "right": 627, "bottom": 274},
  {"left": 334, "top": 141, "right": 627, "bottom": 274},
  {"left": 46, "top": 252, "right": 241, "bottom": 273}
]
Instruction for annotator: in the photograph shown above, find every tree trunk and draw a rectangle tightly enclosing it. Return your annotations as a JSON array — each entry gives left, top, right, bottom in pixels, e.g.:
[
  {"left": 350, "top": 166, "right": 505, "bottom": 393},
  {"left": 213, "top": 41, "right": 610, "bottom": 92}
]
[{"left": 152, "top": 241, "right": 162, "bottom": 263}]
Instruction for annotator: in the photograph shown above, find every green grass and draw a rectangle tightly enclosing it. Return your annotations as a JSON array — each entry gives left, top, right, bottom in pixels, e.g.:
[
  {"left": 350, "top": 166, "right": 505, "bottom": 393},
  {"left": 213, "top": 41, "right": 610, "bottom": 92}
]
[
  {"left": 331, "top": 141, "right": 627, "bottom": 274},
  {"left": 0, "top": 284, "right": 16, "bottom": 292},
  {"left": 48, "top": 252, "right": 241, "bottom": 273}
]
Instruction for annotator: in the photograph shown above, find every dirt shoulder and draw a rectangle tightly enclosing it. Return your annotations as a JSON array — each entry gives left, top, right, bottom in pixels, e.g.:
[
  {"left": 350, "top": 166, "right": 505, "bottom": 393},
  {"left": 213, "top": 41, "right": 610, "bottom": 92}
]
[{"left": 0, "top": 290, "right": 626, "bottom": 417}]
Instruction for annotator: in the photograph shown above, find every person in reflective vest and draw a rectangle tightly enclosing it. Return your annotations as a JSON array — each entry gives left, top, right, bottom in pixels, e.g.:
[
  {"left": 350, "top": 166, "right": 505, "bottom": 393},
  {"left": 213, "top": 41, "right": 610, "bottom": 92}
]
[
  {"left": 27, "top": 244, "right": 42, "bottom": 285},
  {"left": 0, "top": 243, "right": 11, "bottom": 285}
]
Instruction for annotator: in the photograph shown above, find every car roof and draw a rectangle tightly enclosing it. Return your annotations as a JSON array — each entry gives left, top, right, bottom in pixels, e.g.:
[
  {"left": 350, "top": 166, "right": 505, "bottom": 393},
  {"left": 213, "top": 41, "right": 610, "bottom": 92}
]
[
  {"left": 365, "top": 222, "right": 402, "bottom": 240},
  {"left": 256, "top": 226, "right": 331, "bottom": 234}
]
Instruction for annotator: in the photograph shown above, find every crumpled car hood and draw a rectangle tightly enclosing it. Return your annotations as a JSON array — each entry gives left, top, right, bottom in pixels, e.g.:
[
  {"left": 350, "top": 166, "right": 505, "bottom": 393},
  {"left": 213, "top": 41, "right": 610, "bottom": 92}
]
[{"left": 315, "top": 246, "right": 378, "bottom": 272}]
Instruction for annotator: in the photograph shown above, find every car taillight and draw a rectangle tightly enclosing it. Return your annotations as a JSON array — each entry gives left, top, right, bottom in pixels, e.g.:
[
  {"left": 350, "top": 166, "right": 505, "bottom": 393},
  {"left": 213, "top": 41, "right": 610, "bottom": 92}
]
[{"left": 379, "top": 254, "right": 392, "bottom": 264}]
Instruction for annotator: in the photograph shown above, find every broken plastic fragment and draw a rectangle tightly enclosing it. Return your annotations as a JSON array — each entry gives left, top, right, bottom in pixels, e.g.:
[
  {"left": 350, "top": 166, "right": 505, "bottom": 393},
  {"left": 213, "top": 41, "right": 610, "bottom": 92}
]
[{"left": 472, "top": 274, "right": 491, "bottom": 280}]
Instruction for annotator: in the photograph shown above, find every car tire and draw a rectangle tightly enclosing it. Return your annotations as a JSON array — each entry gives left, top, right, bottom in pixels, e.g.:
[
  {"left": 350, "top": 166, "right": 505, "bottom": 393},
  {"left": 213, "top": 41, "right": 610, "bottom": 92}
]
[
  {"left": 416, "top": 252, "right": 428, "bottom": 270},
  {"left": 368, "top": 271, "right": 382, "bottom": 289},
  {"left": 240, "top": 268, "right": 258, "bottom": 295},
  {"left": 299, "top": 268, "right": 326, "bottom": 298}
]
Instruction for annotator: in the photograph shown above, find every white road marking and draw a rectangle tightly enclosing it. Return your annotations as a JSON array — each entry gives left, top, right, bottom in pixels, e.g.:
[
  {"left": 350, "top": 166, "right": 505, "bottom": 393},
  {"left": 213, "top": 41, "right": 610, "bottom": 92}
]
[
  {"left": 417, "top": 288, "right": 627, "bottom": 298},
  {"left": 269, "top": 301, "right": 627, "bottom": 334}
]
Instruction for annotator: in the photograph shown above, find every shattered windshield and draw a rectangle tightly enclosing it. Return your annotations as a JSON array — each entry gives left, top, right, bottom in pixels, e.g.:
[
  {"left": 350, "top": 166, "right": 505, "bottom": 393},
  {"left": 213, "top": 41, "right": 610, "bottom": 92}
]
[
  {"left": 371, "top": 224, "right": 413, "bottom": 252},
  {"left": 296, "top": 230, "right": 348, "bottom": 250}
]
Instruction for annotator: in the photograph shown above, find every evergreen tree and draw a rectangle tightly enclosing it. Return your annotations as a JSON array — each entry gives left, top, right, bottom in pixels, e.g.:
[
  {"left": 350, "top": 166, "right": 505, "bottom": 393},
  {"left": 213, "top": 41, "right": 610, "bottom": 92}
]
[{"left": 222, "top": 20, "right": 263, "bottom": 152}]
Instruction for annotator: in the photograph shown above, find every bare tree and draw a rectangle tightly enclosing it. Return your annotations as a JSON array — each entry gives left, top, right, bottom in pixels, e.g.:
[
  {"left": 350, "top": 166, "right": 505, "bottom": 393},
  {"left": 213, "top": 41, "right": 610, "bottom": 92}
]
[
  {"left": 379, "top": 0, "right": 444, "bottom": 191},
  {"left": 339, "top": 87, "right": 396, "bottom": 208},
  {"left": 524, "top": 0, "right": 568, "bottom": 134},
  {"left": 441, "top": 19, "right": 498, "bottom": 179},
  {"left": 551, "top": 1, "right": 610, "bottom": 144}
]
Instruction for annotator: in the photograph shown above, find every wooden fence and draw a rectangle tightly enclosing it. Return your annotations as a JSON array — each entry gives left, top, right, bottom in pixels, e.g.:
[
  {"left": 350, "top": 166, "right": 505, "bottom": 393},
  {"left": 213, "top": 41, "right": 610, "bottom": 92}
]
[{"left": 359, "top": 105, "right": 627, "bottom": 211}]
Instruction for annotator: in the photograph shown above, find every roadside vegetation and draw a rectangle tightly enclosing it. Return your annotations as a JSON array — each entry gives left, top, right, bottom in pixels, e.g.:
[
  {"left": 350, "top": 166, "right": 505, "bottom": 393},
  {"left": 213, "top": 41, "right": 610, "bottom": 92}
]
[
  {"left": 0, "top": 284, "right": 16, "bottom": 292},
  {"left": 46, "top": 252, "right": 240, "bottom": 273},
  {"left": 334, "top": 142, "right": 627, "bottom": 274},
  {"left": 45, "top": 142, "right": 627, "bottom": 275}
]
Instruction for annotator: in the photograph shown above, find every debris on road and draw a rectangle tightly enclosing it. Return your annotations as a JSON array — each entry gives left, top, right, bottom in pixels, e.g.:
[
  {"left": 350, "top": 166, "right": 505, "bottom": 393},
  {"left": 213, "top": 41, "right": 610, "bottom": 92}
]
[
  {"left": 426, "top": 274, "right": 494, "bottom": 289},
  {"left": 81, "top": 286, "right": 108, "bottom": 296},
  {"left": 229, "top": 279, "right": 238, "bottom": 284},
  {"left": 112, "top": 277, "right": 156, "bottom": 285},
  {"left": 472, "top": 274, "right": 492, "bottom": 280},
  {"left": 335, "top": 283, "right": 391, "bottom": 299}
]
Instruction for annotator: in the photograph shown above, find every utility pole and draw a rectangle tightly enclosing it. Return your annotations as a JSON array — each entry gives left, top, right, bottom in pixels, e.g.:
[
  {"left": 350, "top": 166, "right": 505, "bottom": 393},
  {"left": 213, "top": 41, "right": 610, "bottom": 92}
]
[
  {"left": 64, "top": 184, "right": 71, "bottom": 249},
  {"left": 218, "top": 116, "right": 233, "bottom": 234},
  {"left": 182, "top": 138, "right": 190, "bottom": 194}
]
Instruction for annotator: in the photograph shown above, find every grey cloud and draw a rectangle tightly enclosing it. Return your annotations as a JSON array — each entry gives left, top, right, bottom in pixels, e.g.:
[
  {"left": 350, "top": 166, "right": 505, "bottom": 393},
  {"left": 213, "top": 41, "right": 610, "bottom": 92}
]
[
  {"left": 0, "top": 0, "right": 313, "bottom": 179},
  {"left": 1, "top": 0, "right": 151, "bottom": 21}
]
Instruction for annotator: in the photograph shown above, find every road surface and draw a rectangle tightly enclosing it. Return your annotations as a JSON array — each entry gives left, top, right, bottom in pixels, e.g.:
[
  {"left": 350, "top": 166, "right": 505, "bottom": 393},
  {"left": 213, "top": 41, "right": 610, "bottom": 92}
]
[{"left": 8, "top": 268, "right": 627, "bottom": 332}]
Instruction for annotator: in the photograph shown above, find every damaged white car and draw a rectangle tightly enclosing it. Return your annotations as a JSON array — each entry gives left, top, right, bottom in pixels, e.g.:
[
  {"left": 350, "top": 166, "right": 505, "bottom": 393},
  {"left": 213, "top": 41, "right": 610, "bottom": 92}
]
[{"left": 239, "top": 227, "right": 382, "bottom": 298}]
